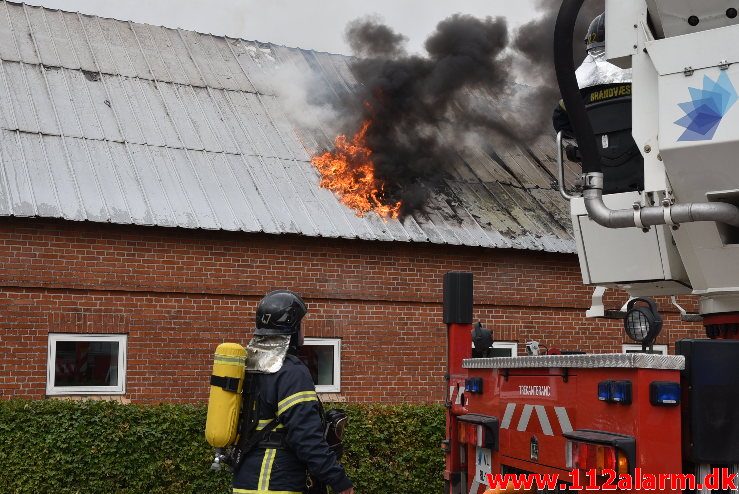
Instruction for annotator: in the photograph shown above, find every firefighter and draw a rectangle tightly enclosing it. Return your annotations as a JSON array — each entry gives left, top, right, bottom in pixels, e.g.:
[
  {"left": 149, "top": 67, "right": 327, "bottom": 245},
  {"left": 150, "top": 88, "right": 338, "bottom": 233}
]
[
  {"left": 552, "top": 12, "right": 631, "bottom": 134},
  {"left": 233, "top": 290, "right": 354, "bottom": 494},
  {"left": 552, "top": 11, "right": 643, "bottom": 194}
]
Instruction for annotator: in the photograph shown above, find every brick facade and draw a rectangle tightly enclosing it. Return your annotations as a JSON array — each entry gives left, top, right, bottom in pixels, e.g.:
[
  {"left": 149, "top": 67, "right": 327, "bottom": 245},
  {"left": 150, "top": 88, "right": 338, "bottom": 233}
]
[{"left": 0, "top": 218, "right": 703, "bottom": 403}]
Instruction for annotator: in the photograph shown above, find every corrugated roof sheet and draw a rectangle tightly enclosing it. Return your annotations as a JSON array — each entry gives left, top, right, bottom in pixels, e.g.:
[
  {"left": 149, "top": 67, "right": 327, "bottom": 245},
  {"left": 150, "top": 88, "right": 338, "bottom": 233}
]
[{"left": 0, "top": 1, "right": 578, "bottom": 253}]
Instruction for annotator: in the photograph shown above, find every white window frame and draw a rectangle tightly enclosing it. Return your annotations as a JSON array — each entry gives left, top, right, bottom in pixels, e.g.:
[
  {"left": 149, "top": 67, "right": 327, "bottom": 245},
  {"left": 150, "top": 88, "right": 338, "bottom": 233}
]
[
  {"left": 492, "top": 341, "right": 518, "bottom": 357},
  {"left": 47, "top": 334, "right": 127, "bottom": 396},
  {"left": 303, "top": 337, "right": 341, "bottom": 393},
  {"left": 471, "top": 341, "right": 519, "bottom": 357},
  {"left": 622, "top": 343, "right": 668, "bottom": 355}
]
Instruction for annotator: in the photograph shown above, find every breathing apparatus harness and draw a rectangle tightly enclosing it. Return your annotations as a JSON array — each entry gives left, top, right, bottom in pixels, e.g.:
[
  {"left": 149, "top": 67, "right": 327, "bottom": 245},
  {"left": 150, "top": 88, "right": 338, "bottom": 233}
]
[{"left": 226, "top": 374, "right": 273, "bottom": 469}]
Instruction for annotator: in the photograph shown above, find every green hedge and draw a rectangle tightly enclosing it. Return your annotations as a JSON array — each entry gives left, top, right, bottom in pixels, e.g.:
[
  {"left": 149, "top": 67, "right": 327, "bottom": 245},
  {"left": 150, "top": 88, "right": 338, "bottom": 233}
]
[{"left": 0, "top": 400, "right": 444, "bottom": 494}]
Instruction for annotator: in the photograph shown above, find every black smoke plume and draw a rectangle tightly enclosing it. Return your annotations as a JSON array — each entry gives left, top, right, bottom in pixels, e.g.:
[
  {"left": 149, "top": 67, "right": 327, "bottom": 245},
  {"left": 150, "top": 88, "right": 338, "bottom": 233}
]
[
  {"left": 330, "top": 2, "right": 605, "bottom": 214},
  {"left": 346, "top": 16, "right": 408, "bottom": 58},
  {"left": 513, "top": 0, "right": 607, "bottom": 126}
]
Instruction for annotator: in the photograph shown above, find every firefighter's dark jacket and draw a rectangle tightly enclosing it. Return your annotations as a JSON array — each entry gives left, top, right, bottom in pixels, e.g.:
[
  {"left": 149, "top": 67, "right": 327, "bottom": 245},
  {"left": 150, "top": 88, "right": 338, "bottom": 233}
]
[{"left": 233, "top": 354, "right": 352, "bottom": 494}]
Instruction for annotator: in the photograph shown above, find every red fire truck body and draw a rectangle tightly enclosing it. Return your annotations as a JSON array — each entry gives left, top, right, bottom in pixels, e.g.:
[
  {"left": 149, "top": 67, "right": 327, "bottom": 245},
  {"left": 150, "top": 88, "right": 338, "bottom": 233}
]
[
  {"left": 446, "top": 320, "right": 682, "bottom": 493},
  {"left": 442, "top": 277, "right": 739, "bottom": 494}
]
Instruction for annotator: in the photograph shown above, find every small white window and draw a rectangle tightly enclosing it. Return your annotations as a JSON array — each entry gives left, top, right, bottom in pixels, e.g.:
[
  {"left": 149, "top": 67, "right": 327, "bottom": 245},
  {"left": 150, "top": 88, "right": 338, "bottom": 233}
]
[
  {"left": 301, "top": 338, "right": 341, "bottom": 393},
  {"left": 491, "top": 341, "right": 518, "bottom": 357},
  {"left": 47, "top": 334, "right": 127, "bottom": 395},
  {"left": 622, "top": 343, "right": 668, "bottom": 355}
]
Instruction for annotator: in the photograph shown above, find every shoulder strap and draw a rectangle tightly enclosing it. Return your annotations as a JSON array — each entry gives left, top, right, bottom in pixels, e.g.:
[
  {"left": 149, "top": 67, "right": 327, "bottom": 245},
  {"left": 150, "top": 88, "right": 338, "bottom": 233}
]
[
  {"left": 234, "top": 418, "right": 280, "bottom": 470},
  {"left": 233, "top": 372, "right": 280, "bottom": 470},
  {"left": 240, "top": 372, "right": 260, "bottom": 435}
]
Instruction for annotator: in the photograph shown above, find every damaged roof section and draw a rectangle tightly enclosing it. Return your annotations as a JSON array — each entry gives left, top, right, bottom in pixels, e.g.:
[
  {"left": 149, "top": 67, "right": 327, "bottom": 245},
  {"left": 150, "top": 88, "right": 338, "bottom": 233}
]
[{"left": 0, "top": 1, "right": 578, "bottom": 253}]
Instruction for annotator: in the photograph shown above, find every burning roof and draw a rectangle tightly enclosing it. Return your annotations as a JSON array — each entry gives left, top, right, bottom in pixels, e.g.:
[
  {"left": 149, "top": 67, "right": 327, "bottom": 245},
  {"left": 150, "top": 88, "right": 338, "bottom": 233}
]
[
  {"left": 0, "top": 1, "right": 578, "bottom": 253},
  {"left": 311, "top": 121, "right": 401, "bottom": 219}
]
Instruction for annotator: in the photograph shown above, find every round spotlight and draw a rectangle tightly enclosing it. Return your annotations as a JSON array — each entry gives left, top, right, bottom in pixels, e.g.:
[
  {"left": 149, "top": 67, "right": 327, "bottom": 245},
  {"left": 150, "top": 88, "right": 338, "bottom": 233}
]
[
  {"left": 624, "top": 298, "right": 663, "bottom": 351},
  {"left": 625, "top": 309, "right": 651, "bottom": 342}
]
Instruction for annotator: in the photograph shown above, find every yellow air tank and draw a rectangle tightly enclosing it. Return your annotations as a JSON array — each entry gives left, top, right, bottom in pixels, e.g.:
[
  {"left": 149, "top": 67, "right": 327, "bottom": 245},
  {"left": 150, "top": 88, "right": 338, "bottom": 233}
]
[{"left": 205, "top": 343, "right": 247, "bottom": 448}]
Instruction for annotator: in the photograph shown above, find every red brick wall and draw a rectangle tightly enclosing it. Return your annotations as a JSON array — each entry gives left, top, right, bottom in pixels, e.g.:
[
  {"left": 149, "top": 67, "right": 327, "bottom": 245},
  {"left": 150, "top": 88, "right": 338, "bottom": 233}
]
[{"left": 0, "top": 218, "right": 703, "bottom": 403}]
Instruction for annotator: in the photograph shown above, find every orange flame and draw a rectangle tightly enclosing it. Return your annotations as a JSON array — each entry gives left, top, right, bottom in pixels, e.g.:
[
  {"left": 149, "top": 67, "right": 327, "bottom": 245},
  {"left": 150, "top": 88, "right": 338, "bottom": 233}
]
[{"left": 311, "top": 121, "right": 401, "bottom": 219}]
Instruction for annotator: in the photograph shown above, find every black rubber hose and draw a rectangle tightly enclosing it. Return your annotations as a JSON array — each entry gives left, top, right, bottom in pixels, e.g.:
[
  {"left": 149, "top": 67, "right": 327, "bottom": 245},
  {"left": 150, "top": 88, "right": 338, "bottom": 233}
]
[{"left": 554, "top": 0, "right": 603, "bottom": 175}]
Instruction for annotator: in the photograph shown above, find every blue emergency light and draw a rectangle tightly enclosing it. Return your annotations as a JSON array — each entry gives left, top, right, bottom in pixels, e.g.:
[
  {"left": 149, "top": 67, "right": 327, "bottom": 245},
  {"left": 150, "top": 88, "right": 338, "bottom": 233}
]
[
  {"left": 609, "top": 381, "right": 632, "bottom": 404},
  {"left": 650, "top": 381, "right": 680, "bottom": 406},
  {"left": 598, "top": 380, "right": 632, "bottom": 404},
  {"left": 465, "top": 377, "right": 483, "bottom": 394},
  {"left": 598, "top": 381, "right": 612, "bottom": 401}
]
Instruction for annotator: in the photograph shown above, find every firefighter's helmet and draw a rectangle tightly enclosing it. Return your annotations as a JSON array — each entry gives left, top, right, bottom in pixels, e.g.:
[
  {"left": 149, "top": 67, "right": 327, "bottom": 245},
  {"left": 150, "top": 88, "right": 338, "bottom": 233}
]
[
  {"left": 255, "top": 290, "right": 307, "bottom": 335},
  {"left": 585, "top": 12, "right": 606, "bottom": 51}
]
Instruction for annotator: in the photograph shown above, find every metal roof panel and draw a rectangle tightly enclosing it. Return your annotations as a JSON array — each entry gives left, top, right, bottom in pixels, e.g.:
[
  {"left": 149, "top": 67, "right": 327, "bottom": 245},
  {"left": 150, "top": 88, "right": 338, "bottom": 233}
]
[
  {"left": 221, "top": 152, "right": 280, "bottom": 234},
  {"left": 124, "top": 143, "right": 175, "bottom": 227},
  {"left": 0, "top": 130, "right": 36, "bottom": 216},
  {"left": 0, "top": 1, "right": 576, "bottom": 254}
]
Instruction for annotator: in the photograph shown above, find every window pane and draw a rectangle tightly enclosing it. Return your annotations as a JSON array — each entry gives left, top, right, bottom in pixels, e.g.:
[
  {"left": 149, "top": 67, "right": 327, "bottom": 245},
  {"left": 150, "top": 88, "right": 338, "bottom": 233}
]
[
  {"left": 299, "top": 345, "right": 335, "bottom": 386},
  {"left": 55, "top": 341, "right": 119, "bottom": 387},
  {"left": 490, "top": 347, "right": 514, "bottom": 358}
]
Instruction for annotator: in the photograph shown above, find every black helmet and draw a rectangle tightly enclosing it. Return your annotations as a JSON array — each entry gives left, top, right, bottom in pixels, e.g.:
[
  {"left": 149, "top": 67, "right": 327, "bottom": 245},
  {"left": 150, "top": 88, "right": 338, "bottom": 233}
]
[
  {"left": 585, "top": 12, "right": 605, "bottom": 51},
  {"left": 255, "top": 290, "right": 307, "bottom": 336}
]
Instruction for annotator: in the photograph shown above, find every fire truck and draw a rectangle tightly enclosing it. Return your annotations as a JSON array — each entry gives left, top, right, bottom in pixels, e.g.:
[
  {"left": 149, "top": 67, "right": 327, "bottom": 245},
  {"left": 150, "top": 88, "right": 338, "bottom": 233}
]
[{"left": 444, "top": 1, "right": 739, "bottom": 493}]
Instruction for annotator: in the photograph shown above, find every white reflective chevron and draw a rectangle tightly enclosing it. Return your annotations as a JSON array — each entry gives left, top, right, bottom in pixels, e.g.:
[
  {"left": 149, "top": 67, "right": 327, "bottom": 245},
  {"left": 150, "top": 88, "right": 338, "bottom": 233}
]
[
  {"left": 534, "top": 405, "right": 553, "bottom": 436},
  {"left": 517, "top": 404, "right": 534, "bottom": 432},
  {"left": 501, "top": 403, "right": 516, "bottom": 429},
  {"left": 501, "top": 403, "right": 572, "bottom": 436},
  {"left": 554, "top": 406, "right": 573, "bottom": 433},
  {"left": 455, "top": 384, "right": 464, "bottom": 405}
]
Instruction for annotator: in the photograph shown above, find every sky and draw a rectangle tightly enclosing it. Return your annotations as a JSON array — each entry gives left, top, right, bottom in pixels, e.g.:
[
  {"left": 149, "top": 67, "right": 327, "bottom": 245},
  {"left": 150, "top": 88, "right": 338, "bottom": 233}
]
[{"left": 23, "top": 0, "right": 542, "bottom": 55}]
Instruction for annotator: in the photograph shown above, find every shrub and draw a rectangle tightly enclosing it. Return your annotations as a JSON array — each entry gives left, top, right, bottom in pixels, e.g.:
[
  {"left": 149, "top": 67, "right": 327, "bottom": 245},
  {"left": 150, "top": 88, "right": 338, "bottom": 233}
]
[
  {"left": 0, "top": 400, "right": 444, "bottom": 494},
  {"left": 330, "top": 403, "right": 445, "bottom": 493}
]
